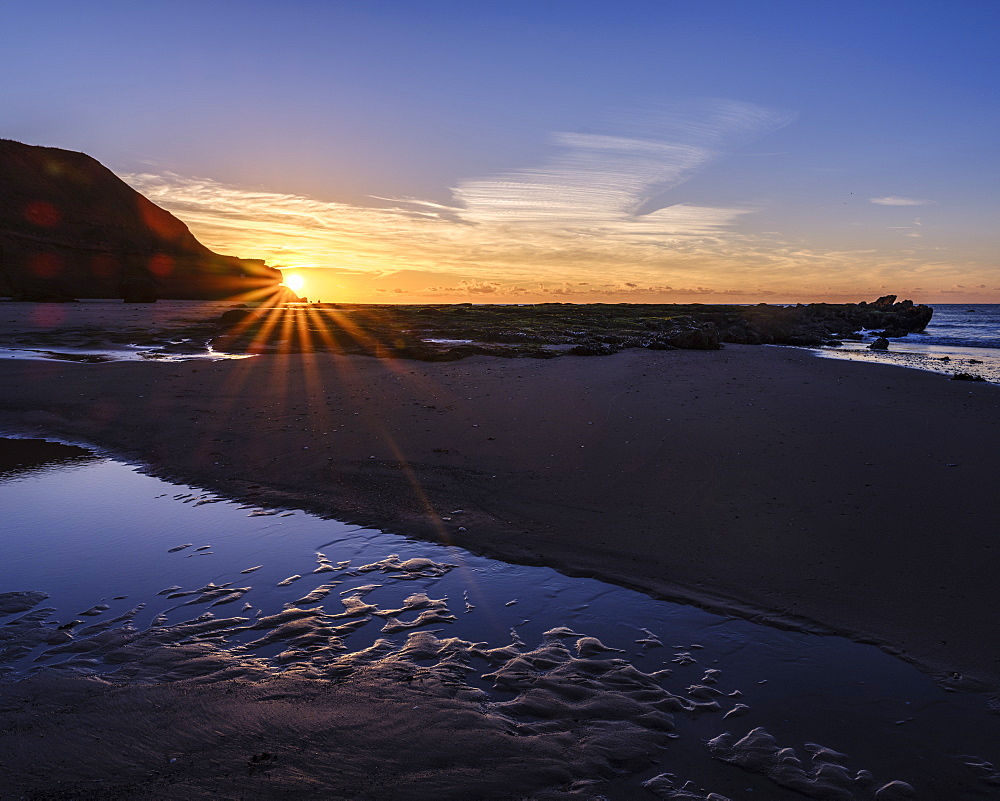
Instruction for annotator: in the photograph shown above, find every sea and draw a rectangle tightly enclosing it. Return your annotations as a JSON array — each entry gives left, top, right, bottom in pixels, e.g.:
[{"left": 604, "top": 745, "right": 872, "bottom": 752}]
[{"left": 816, "top": 304, "right": 1000, "bottom": 384}]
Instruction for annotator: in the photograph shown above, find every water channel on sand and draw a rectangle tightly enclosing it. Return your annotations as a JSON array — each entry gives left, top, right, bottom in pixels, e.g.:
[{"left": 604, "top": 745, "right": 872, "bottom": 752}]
[{"left": 1, "top": 437, "right": 998, "bottom": 799}]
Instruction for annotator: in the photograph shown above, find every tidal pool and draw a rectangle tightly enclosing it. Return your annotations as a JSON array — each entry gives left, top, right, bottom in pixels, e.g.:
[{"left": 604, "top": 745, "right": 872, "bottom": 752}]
[{"left": 1, "top": 437, "right": 998, "bottom": 799}]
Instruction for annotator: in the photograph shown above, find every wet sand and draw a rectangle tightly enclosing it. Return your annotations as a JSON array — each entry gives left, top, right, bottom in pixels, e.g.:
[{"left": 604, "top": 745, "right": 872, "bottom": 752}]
[
  {"left": 3, "top": 671, "right": 631, "bottom": 800},
  {"left": 0, "top": 336, "right": 998, "bottom": 697},
  {"left": 11, "top": 448, "right": 1000, "bottom": 797}
]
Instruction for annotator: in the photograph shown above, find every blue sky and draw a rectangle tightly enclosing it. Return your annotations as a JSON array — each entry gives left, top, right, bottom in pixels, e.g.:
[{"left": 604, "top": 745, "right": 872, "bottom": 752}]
[{"left": 3, "top": 1, "right": 999, "bottom": 302}]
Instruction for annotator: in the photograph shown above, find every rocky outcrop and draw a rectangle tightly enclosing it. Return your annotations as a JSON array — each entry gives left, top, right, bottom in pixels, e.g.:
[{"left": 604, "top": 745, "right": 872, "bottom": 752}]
[
  {"left": 0, "top": 140, "right": 286, "bottom": 302},
  {"left": 203, "top": 298, "right": 928, "bottom": 360},
  {"left": 715, "top": 296, "right": 933, "bottom": 347},
  {"left": 860, "top": 295, "right": 934, "bottom": 332}
]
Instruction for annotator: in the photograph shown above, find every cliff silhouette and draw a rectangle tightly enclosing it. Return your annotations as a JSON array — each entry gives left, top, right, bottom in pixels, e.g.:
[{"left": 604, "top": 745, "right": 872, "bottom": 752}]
[{"left": 0, "top": 140, "right": 286, "bottom": 302}]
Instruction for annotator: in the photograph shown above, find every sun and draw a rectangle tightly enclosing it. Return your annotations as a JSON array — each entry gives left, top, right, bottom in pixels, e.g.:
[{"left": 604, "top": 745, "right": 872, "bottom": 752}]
[{"left": 283, "top": 273, "right": 306, "bottom": 293}]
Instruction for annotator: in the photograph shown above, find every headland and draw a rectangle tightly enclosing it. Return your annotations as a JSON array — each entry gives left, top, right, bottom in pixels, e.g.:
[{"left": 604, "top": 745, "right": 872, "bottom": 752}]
[{"left": 0, "top": 140, "right": 287, "bottom": 302}]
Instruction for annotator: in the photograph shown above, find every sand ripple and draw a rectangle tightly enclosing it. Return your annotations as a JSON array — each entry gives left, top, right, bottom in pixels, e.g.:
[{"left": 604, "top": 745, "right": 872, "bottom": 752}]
[{"left": 0, "top": 550, "right": 978, "bottom": 798}]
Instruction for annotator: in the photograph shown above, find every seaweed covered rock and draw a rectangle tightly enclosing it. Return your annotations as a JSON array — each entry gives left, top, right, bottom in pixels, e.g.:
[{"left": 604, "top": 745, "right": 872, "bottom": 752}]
[
  {"left": 570, "top": 341, "right": 621, "bottom": 356},
  {"left": 203, "top": 295, "right": 932, "bottom": 361},
  {"left": 667, "top": 327, "right": 722, "bottom": 350}
]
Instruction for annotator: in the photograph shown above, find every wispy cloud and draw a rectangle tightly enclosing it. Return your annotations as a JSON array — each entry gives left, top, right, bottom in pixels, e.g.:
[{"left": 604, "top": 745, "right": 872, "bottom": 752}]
[
  {"left": 870, "top": 196, "right": 932, "bottom": 206},
  {"left": 451, "top": 101, "right": 793, "bottom": 228},
  {"left": 122, "top": 100, "right": 789, "bottom": 278},
  {"left": 118, "top": 100, "right": 995, "bottom": 302}
]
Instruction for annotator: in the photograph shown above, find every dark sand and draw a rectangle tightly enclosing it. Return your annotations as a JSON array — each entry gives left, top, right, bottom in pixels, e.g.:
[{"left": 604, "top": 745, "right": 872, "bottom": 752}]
[
  {"left": 1, "top": 671, "right": 643, "bottom": 800},
  {"left": 1, "top": 340, "right": 998, "bottom": 695}
]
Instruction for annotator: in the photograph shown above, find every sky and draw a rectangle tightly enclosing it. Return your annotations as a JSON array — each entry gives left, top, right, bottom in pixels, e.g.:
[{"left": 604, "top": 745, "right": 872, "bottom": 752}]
[{"left": 3, "top": 0, "right": 999, "bottom": 303}]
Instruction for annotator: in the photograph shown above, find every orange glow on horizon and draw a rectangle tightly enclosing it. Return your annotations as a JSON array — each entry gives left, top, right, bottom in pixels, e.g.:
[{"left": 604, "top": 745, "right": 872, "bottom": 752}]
[{"left": 120, "top": 170, "right": 1000, "bottom": 306}]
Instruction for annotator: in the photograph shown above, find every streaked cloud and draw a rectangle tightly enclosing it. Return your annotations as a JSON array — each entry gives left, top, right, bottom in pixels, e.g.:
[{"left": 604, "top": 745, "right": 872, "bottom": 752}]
[
  {"left": 888, "top": 217, "right": 923, "bottom": 238},
  {"left": 452, "top": 100, "right": 792, "bottom": 226},
  {"left": 122, "top": 100, "right": 791, "bottom": 291},
  {"left": 118, "top": 100, "right": 996, "bottom": 302},
  {"left": 869, "top": 196, "right": 932, "bottom": 206}
]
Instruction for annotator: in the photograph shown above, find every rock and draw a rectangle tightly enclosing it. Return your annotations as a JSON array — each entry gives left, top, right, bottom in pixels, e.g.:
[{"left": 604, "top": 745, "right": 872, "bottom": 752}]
[
  {"left": 219, "top": 308, "right": 261, "bottom": 327},
  {"left": 869, "top": 337, "right": 890, "bottom": 350},
  {"left": 782, "top": 333, "right": 826, "bottom": 347},
  {"left": 951, "top": 373, "right": 986, "bottom": 382},
  {"left": 668, "top": 328, "right": 722, "bottom": 350},
  {"left": 720, "top": 325, "right": 764, "bottom": 345},
  {"left": 570, "top": 341, "right": 620, "bottom": 356}
]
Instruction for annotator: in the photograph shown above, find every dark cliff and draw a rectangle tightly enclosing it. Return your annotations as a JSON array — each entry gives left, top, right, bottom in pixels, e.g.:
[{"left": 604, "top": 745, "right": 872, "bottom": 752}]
[{"left": 0, "top": 140, "right": 285, "bottom": 302}]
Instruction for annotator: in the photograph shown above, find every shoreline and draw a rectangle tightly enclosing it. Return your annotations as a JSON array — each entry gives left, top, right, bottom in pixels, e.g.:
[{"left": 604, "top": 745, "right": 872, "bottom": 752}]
[
  {"left": 815, "top": 340, "right": 1000, "bottom": 385},
  {"left": 1, "top": 344, "right": 998, "bottom": 693}
]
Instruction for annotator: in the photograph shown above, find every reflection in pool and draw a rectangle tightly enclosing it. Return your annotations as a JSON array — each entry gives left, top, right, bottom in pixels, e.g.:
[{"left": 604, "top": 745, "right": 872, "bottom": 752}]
[{"left": 1, "top": 437, "right": 998, "bottom": 799}]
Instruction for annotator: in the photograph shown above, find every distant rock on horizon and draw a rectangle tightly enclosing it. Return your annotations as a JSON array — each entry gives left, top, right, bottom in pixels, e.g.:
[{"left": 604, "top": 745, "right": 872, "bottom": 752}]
[{"left": 0, "top": 139, "right": 289, "bottom": 302}]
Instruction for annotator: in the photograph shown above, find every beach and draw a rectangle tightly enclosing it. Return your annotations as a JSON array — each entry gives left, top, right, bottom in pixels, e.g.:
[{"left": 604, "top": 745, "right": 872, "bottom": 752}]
[
  {"left": 8, "top": 3, "right": 1000, "bottom": 795},
  {"left": 1, "top": 330, "right": 997, "bottom": 694}
]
